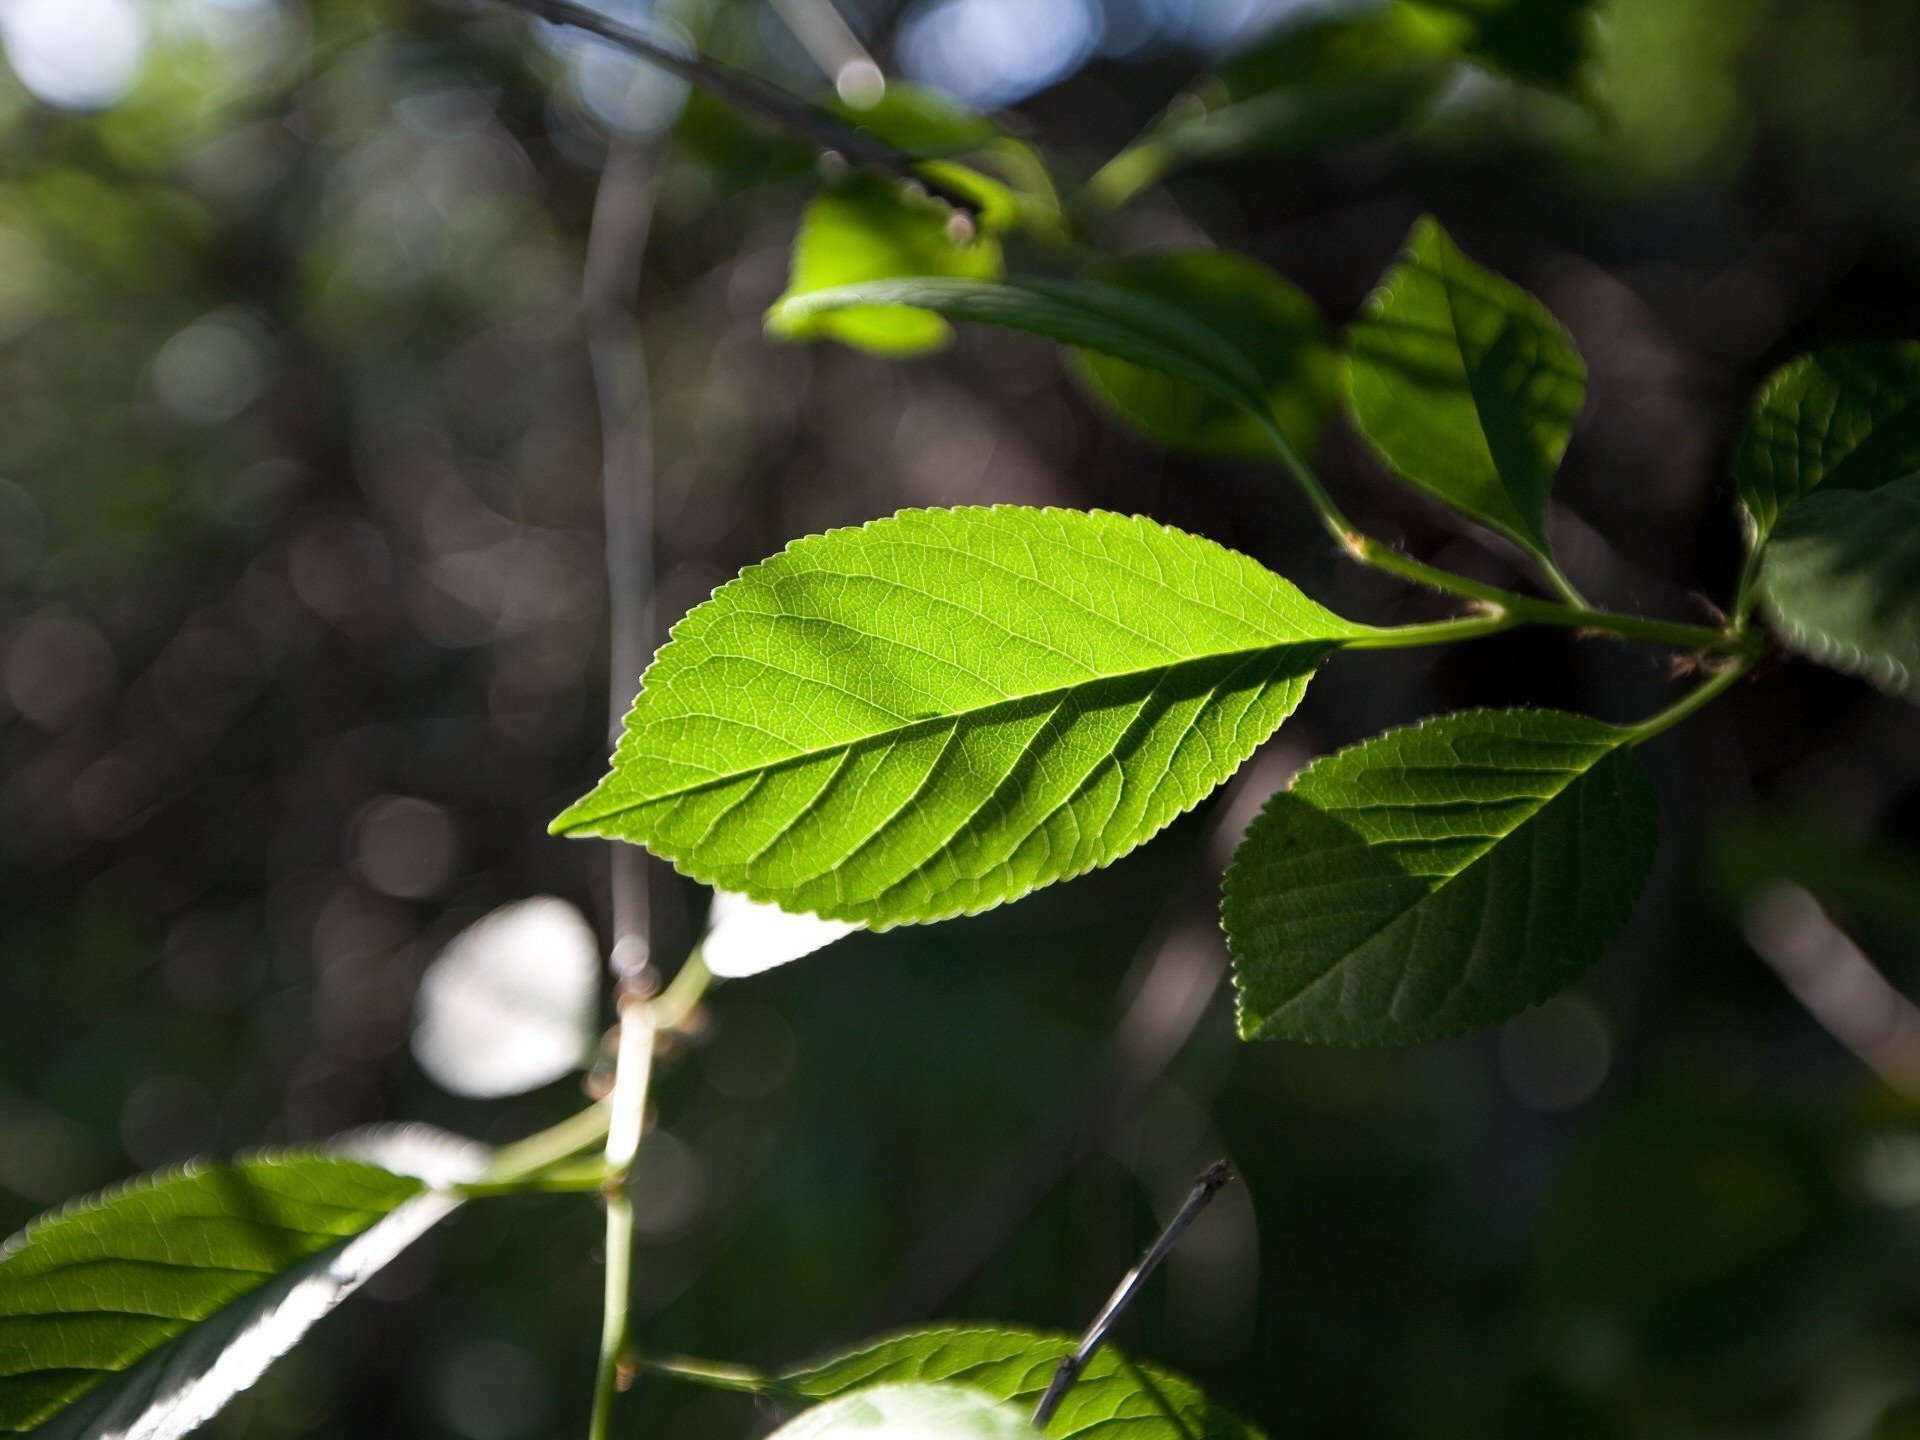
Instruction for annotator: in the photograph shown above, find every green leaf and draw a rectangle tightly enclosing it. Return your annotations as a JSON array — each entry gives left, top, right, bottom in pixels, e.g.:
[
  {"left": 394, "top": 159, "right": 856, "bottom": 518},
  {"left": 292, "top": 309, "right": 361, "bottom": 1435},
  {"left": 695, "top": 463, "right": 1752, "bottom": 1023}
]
[
  {"left": 769, "top": 1384, "right": 1041, "bottom": 1440},
  {"left": 1070, "top": 250, "right": 1335, "bottom": 461},
  {"left": 1399, "top": 0, "right": 1600, "bottom": 90},
  {"left": 1759, "top": 475, "right": 1920, "bottom": 700},
  {"left": 1154, "top": 9, "right": 1453, "bottom": 168},
  {"left": 769, "top": 175, "right": 1004, "bottom": 357},
  {"left": 781, "top": 1324, "right": 1265, "bottom": 1440},
  {"left": 1345, "top": 216, "right": 1586, "bottom": 562},
  {"left": 553, "top": 506, "right": 1369, "bottom": 927},
  {"left": 0, "top": 1130, "right": 480, "bottom": 1440},
  {"left": 768, "top": 275, "right": 1273, "bottom": 421},
  {"left": 1224, "top": 708, "right": 1657, "bottom": 1045},
  {"left": 1733, "top": 342, "right": 1920, "bottom": 544},
  {"left": 828, "top": 84, "right": 1004, "bottom": 159}
]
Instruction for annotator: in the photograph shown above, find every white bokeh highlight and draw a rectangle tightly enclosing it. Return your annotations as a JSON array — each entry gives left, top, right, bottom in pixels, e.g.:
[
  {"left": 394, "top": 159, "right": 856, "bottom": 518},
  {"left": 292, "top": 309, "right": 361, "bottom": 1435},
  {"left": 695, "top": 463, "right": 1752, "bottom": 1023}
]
[
  {"left": 702, "top": 890, "right": 858, "bottom": 980},
  {"left": 0, "top": 0, "right": 146, "bottom": 111}
]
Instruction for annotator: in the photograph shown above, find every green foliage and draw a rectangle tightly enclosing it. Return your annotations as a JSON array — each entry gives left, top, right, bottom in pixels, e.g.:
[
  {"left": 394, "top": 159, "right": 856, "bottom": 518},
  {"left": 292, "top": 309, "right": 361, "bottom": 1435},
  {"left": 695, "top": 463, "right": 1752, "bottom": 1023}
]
[
  {"left": 554, "top": 506, "right": 1366, "bottom": 926},
  {"left": 1760, "top": 475, "right": 1920, "bottom": 699},
  {"left": 1070, "top": 250, "right": 1335, "bottom": 461},
  {"left": 782, "top": 1324, "right": 1264, "bottom": 1440},
  {"left": 768, "top": 1384, "right": 1040, "bottom": 1440},
  {"left": 769, "top": 176, "right": 1004, "bottom": 356},
  {"left": 1223, "top": 709, "right": 1657, "bottom": 1044},
  {"left": 1400, "top": 0, "right": 1600, "bottom": 89},
  {"left": 1733, "top": 342, "right": 1920, "bottom": 544},
  {"left": 829, "top": 84, "right": 1004, "bottom": 159},
  {"left": 768, "top": 275, "right": 1272, "bottom": 418},
  {"left": 0, "top": 1154, "right": 427, "bottom": 1438},
  {"left": 1345, "top": 216, "right": 1586, "bottom": 566}
]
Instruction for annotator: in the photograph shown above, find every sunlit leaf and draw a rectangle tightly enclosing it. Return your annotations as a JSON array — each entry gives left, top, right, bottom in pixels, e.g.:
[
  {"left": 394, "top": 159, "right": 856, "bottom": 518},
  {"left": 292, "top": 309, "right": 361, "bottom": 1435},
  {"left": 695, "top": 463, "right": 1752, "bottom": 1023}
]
[
  {"left": 411, "top": 896, "right": 600, "bottom": 1098},
  {"left": 1071, "top": 249, "right": 1335, "bottom": 461},
  {"left": 1224, "top": 709, "right": 1656, "bottom": 1045},
  {"left": 769, "top": 1384, "right": 1040, "bottom": 1440},
  {"left": 553, "top": 507, "right": 1369, "bottom": 927},
  {"left": 1760, "top": 475, "right": 1920, "bottom": 700},
  {"left": 782, "top": 1324, "right": 1265, "bottom": 1440},
  {"left": 1345, "top": 216, "right": 1586, "bottom": 563},
  {"left": 768, "top": 275, "right": 1272, "bottom": 419},
  {"left": 769, "top": 176, "right": 1004, "bottom": 356},
  {"left": 0, "top": 1128, "right": 482, "bottom": 1440},
  {"left": 1733, "top": 342, "right": 1920, "bottom": 544},
  {"left": 702, "top": 890, "right": 860, "bottom": 979}
]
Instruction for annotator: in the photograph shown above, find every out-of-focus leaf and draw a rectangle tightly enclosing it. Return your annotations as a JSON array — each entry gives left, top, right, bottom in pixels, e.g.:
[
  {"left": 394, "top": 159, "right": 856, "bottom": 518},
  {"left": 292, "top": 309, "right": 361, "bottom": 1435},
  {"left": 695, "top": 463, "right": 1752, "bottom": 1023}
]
[
  {"left": 703, "top": 890, "right": 859, "bottom": 979},
  {"left": 1071, "top": 249, "right": 1335, "bottom": 461},
  {"left": 769, "top": 176, "right": 1003, "bottom": 356},
  {"left": 782, "top": 1324, "right": 1265, "bottom": 1440},
  {"left": 1759, "top": 474, "right": 1920, "bottom": 700},
  {"left": 552, "top": 507, "right": 1368, "bottom": 927},
  {"left": 1733, "top": 342, "right": 1920, "bottom": 544},
  {"left": 1345, "top": 216, "right": 1586, "bottom": 564},
  {"left": 768, "top": 276, "right": 1272, "bottom": 419},
  {"left": 829, "top": 84, "right": 1004, "bottom": 158},
  {"left": 768, "top": 1384, "right": 1040, "bottom": 1440},
  {"left": 1224, "top": 709, "right": 1656, "bottom": 1045},
  {"left": 411, "top": 896, "right": 600, "bottom": 1098},
  {"left": 1400, "top": 0, "right": 1600, "bottom": 90},
  {"left": 0, "top": 1128, "right": 482, "bottom": 1440}
]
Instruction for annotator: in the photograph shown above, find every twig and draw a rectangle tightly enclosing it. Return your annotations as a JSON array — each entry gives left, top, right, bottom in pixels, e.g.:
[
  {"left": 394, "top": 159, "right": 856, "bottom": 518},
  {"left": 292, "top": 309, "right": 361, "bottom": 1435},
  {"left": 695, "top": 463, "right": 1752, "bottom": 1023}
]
[
  {"left": 766, "top": 0, "right": 882, "bottom": 102},
  {"left": 488, "top": 0, "right": 978, "bottom": 212},
  {"left": 1031, "top": 1161, "right": 1235, "bottom": 1428}
]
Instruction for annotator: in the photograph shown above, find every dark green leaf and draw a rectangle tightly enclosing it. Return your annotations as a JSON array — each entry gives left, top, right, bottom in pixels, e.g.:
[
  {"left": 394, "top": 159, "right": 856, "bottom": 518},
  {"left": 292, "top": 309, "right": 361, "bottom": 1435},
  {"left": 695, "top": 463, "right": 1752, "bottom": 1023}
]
[
  {"left": 553, "top": 506, "right": 1368, "bottom": 927},
  {"left": 782, "top": 1324, "right": 1265, "bottom": 1440},
  {"left": 1733, "top": 342, "right": 1920, "bottom": 544},
  {"left": 1345, "top": 216, "right": 1586, "bottom": 562},
  {"left": 767, "top": 275, "right": 1272, "bottom": 419},
  {"left": 1760, "top": 474, "right": 1920, "bottom": 700},
  {"left": 769, "top": 1384, "right": 1041, "bottom": 1440},
  {"left": 769, "top": 175, "right": 1004, "bottom": 356},
  {"left": 0, "top": 1131, "right": 480, "bottom": 1440},
  {"left": 1071, "top": 249, "right": 1335, "bottom": 461},
  {"left": 1224, "top": 709, "right": 1657, "bottom": 1045},
  {"left": 1399, "top": 0, "right": 1600, "bottom": 90}
]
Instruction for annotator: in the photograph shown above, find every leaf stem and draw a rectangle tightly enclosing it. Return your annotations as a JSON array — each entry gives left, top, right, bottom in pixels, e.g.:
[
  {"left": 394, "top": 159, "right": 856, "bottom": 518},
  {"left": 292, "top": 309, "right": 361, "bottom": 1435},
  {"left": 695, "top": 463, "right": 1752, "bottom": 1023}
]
[
  {"left": 1623, "top": 656, "right": 1756, "bottom": 746},
  {"left": 588, "top": 997, "right": 657, "bottom": 1440},
  {"left": 1347, "top": 610, "right": 1518, "bottom": 649},
  {"left": 1731, "top": 543, "right": 1765, "bottom": 626},
  {"left": 486, "top": 1104, "right": 613, "bottom": 1185},
  {"left": 650, "top": 946, "right": 714, "bottom": 1034}
]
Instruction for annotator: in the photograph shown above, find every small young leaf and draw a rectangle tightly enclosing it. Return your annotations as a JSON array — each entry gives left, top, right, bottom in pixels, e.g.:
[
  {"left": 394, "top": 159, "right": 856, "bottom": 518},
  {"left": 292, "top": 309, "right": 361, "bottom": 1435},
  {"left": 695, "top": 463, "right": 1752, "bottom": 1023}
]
[
  {"left": 768, "top": 276, "right": 1271, "bottom": 420},
  {"left": 0, "top": 1130, "right": 482, "bottom": 1440},
  {"left": 411, "top": 896, "right": 600, "bottom": 1098},
  {"left": 1345, "top": 216, "right": 1586, "bottom": 563},
  {"left": 1759, "top": 475, "right": 1920, "bottom": 701},
  {"left": 1224, "top": 708, "right": 1657, "bottom": 1045},
  {"left": 782, "top": 1324, "right": 1264, "bottom": 1440},
  {"left": 1071, "top": 250, "right": 1335, "bottom": 461},
  {"left": 553, "top": 507, "right": 1370, "bottom": 927},
  {"left": 769, "top": 175, "right": 1004, "bottom": 357},
  {"left": 769, "top": 1384, "right": 1041, "bottom": 1440},
  {"left": 1733, "top": 342, "right": 1920, "bottom": 544},
  {"left": 1399, "top": 0, "right": 1600, "bottom": 90}
]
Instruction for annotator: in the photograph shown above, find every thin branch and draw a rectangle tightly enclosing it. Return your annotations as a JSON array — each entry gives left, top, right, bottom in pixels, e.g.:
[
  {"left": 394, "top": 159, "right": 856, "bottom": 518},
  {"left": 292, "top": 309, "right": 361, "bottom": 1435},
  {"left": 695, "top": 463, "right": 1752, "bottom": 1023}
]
[
  {"left": 766, "top": 0, "right": 882, "bottom": 101},
  {"left": 1031, "top": 1161, "right": 1236, "bottom": 1428},
  {"left": 488, "top": 0, "right": 978, "bottom": 211}
]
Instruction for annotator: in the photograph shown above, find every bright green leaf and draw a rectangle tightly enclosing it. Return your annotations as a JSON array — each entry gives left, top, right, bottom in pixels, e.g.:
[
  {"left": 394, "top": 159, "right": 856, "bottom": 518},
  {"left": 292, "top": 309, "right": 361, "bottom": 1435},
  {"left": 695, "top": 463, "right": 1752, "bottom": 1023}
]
[
  {"left": 1760, "top": 475, "right": 1920, "bottom": 700},
  {"left": 1399, "top": 0, "right": 1600, "bottom": 90},
  {"left": 769, "top": 1384, "right": 1041, "bottom": 1440},
  {"left": 769, "top": 175, "right": 1003, "bottom": 356},
  {"left": 1224, "top": 708, "right": 1657, "bottom": 1045},
  {"left": 768, "top": 275, "right": 1273, "bottom": 421},
  {"left": 0, "top": 1132, "right": 480, "bottom": 1440},
  {"left": 553, "top": 507, "right": 1369, "bottom": 927},
  {"left": 1345, "top": 216, "right": 1586, "bottom": 562},
  {"left": 782, "top": 1324, "right": 1265, "bottom": 1440},
  {"left": 1733, "top": 342, "right": 1920, "bottom": 544},
  {"left": 1071, "top": 249, "right": 1335, "bottom": 461}
]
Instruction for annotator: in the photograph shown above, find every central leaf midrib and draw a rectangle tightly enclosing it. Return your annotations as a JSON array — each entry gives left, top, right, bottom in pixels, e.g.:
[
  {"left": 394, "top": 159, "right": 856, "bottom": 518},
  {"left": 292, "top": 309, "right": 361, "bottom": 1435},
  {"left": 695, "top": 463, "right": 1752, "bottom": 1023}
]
[
  {"left": 564, "top": 637, "right": 1342, "bottom": 829},
  {"left": 1250, "top": 741, "right": 1617, "bottom": 1037}
]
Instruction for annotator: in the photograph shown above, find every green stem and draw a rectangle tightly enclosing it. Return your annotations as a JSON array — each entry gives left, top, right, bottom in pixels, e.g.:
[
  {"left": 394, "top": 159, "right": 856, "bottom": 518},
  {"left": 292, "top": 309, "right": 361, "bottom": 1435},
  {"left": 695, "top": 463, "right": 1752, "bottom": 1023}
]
[
  {"left": 588, "top": 997, "right": 658, "bottom": 1440},
  {"left": 651, "top": 947, "right": 714, "bottom": 1034},
  {"left": 1076, "top": 139, "right": 1171, "bottom": 220},
  {"left": 485, "top": 1103, "right": 612, "bottom": 1185},
  {"left": 1534, "top": 553, "right": 1593, "bottom": 611},
  {"left": 630, "top": 1354, "right": 779, "bottom": 1395},
  {"left": 589, "top": 1188, "right": 635, "bottom": 1440},
  {"left": 1731, "top": 543, "right": 1765, "bottom": 625},
  {"left": 1347, "top": 611, "right": 1519, "bottom": 649},
  {"left": 1623, "top": 657, "right": 1757, "bottom": 745}
]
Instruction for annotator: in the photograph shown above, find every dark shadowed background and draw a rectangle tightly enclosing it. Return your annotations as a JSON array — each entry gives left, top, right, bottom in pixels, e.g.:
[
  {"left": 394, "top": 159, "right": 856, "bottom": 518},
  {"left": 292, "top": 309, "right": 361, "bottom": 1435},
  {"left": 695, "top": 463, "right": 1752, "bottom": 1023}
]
[{"left": 3, "top": 0, "right": 1920, "bottom": 1437}]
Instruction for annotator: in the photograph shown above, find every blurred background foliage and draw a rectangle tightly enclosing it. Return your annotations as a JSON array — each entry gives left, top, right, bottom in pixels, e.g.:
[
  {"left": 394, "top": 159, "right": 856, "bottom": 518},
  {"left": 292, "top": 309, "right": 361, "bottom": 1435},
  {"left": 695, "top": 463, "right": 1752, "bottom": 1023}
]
[{"left": 2, "top": 0, "right": 1920, "bottom": 1438}]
